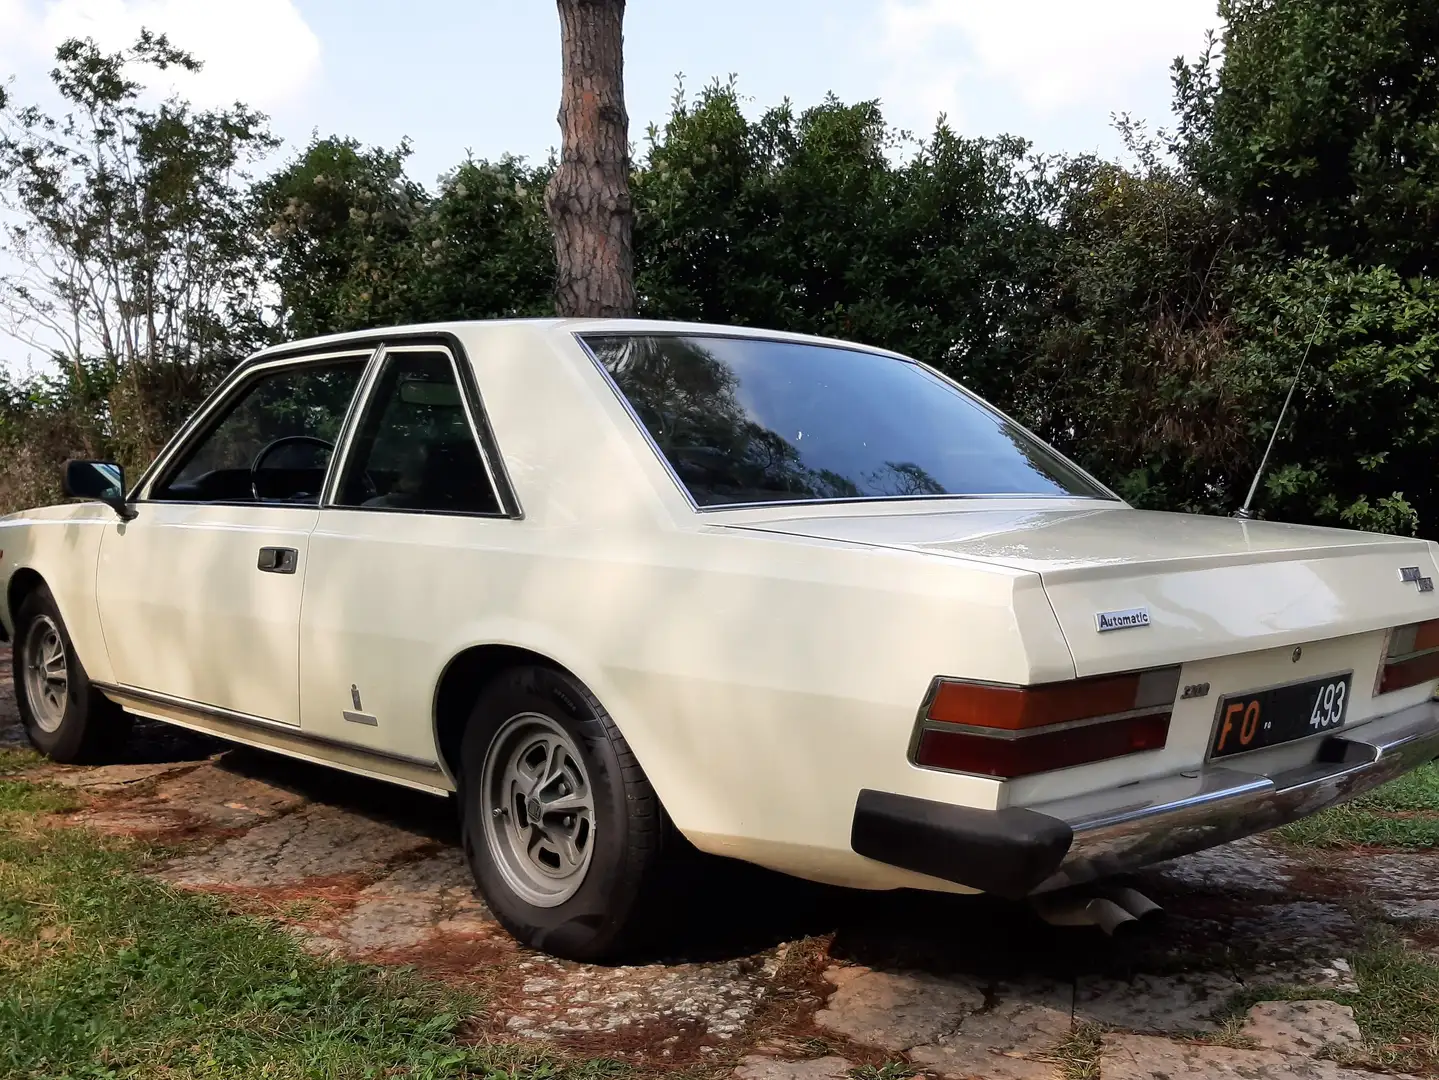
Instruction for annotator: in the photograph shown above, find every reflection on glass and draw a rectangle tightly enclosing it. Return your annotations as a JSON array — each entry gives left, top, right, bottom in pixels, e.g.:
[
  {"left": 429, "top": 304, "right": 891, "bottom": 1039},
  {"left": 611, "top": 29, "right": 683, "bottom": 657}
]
[
  {"left": 92, "top": 462, "right": 123, "bottom": 499},
  {"left": 584, "top": 334, "right": 1111, "bottom": 508}
]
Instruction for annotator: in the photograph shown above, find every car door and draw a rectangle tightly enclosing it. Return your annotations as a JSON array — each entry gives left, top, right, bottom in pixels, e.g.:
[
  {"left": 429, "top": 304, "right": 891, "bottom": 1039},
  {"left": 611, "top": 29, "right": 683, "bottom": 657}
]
[
  {"left": 95, "top": 352, "right": 372, "bottom": 725},
  {"left": 298, "top": 343, "right": 513, "bottom": 760}
]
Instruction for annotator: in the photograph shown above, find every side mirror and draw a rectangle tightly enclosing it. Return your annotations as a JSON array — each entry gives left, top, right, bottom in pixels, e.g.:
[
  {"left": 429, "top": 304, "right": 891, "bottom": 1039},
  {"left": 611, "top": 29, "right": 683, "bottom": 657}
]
[{"left": 61, "top": 460, "right": 136, "bottom": 521}]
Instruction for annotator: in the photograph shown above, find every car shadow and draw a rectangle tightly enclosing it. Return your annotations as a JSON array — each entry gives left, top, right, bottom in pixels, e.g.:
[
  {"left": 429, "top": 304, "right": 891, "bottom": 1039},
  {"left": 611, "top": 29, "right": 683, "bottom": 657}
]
[
  {"left": 1, "top": 694, "right": 1281, "bottom": 985},
  {"left": 206, "top": 742, "right": 1240, "bottom": 981}
]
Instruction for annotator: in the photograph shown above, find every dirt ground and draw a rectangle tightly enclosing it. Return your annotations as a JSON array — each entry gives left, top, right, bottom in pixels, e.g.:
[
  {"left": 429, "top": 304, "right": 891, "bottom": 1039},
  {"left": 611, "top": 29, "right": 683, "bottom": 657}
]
[{"left": 4, "top": 655, "right": 1436, "bottom": 1080}]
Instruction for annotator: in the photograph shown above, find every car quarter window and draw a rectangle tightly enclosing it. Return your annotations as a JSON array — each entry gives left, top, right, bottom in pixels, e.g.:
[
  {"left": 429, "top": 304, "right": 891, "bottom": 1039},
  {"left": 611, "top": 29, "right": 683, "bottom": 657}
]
[
  {"left": 149, "top": 358, "right": 368, "bottom": 504},
  {"left": 583, "top": 333, "right": 1111, "bottom": 507},
  {"left": 334, "top": 350, "right": 501, "bottom": 515}
]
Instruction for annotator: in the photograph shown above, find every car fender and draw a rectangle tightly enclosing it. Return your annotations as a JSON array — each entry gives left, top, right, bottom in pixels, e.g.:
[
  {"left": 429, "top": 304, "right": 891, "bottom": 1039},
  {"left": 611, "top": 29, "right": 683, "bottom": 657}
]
[{"left": 0, "top": 505, "right": 115, "bottom": 684}]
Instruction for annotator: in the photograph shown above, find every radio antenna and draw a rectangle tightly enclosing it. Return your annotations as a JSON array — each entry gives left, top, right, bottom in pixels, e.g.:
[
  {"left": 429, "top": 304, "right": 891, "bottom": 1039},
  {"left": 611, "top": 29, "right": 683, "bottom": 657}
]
[{"left": 1233, "top": 296, "right": 1331, "bottom": 521}]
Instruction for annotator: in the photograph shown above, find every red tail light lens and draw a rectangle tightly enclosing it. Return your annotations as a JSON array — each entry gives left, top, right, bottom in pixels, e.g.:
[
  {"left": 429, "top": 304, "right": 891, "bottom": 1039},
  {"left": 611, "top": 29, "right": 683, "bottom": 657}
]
[
  {"left": 1377, "top": 619, "right": 1439, "bottom": 695},
  {"left": 914, "top": 668, "right": 1179, "bottom": 779}
]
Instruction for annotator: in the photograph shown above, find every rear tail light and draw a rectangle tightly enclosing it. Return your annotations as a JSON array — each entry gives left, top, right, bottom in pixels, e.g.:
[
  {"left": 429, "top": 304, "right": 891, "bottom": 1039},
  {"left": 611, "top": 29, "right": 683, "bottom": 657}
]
[
  {"left": 1377, "top": 619, "right": 1439, "bottom": 695},
  {"left": 913, "top": 668, "right": 1180, "bottom": 779}
]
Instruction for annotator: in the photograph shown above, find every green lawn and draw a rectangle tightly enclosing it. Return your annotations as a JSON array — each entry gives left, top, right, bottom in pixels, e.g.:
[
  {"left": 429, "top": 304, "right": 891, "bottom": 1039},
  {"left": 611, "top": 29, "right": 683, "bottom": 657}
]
[
  {"left": 1278, "top": 762, "right": 1439, "bottom": 849},
  {"left": 0, "top": 755, "right": 607, "bottom": 1080}
]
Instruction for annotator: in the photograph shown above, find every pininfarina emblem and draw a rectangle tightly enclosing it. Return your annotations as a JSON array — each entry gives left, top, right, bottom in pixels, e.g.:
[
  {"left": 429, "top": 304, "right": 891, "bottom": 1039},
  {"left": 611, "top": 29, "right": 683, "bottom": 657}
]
[
  {"left": 1095, "top": 607, "right": 1151, "bottom": 632},
  {"left": 343, "top": 683, "right": 379, "bottom": 726},
  {"left": 1400, "top": 566, "right": 1435, "bottom": 593}
]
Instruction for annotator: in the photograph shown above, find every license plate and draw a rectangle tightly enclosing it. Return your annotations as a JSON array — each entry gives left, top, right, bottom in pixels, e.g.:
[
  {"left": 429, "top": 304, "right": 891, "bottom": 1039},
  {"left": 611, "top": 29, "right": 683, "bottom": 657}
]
[{"left": 1210, "top": 673, "right": 1352, "bottom": 759}]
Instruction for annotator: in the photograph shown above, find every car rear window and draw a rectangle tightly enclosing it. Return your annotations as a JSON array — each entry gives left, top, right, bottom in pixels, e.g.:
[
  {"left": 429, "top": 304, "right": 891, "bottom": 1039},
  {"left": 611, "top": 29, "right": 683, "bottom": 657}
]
[{"left": 581, "top": 333, "right": 1111, "bottom": 508}]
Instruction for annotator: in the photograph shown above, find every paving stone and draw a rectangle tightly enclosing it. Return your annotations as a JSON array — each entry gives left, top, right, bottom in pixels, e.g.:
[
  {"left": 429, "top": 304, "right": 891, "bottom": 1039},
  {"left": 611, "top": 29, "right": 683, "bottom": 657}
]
[
  {"left": 0, "top": 666, "right": 22, "bottom": 749},
  {"left": 813, "top": 965, "right": 985, "bottom": 1050},
  {"left": 334, "top": 849, "right": 492, "bottom": 952},
  {"left": 908, "top": 979, "right": 1070, "bottom": 1080},
  {"left": 1332, "top": 852, "right": 1439, "bottom": 919},
  {"left": 148, "top": 763, "right": 307, "bottom": 827},
  {"left": 494, "top": 955, "right": 776, "bottom": 1040},
  {"left": 32, "top": 760, "right": 202, "bottom": 791},
  {"left": 732, "top": 1056, "right": 855, "bottom": 1080},
  {"left": 1146, "top": 837, "right": 1297, "bottom": 893},
  {"left": 1074, "top": 971, "right": 1240, "bottom": 1033},
  {"left": 1101, "top": 1032, "right": 1387, "bottom": 1080},
  {"left": 1242, "top": 1000, "right": 1362, "bottom": 1057},
  {"left": 1248, "top": 957, "right": 1360, "bottom": 995},
  {"left": 159, "top": 803, "right": 432, "bottom": 888},
  {"left": 1231, "top": 902, "right": 1362, "bottom": 961}
]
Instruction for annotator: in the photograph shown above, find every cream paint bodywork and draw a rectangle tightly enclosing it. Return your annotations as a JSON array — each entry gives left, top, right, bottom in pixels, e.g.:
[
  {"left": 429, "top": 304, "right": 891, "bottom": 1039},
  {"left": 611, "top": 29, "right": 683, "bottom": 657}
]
[
  {"left": 3, "top": 319, "right": 1439, "bottom": 894},
  {"left": 0, "top": 503, "right": 116, "bottom": 685},
  {"left": 95, "top": 503, "right": 317, "bottom": 726}
]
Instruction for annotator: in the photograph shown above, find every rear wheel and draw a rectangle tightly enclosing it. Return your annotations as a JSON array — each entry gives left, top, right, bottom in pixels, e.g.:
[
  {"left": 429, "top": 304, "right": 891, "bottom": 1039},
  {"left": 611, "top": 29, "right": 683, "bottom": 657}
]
[
  {"left": 458, "top": 665, "right": 667, "bottom": 960},
  {"left": 14, "top": 585, "right": 131, "bottom": 762}
]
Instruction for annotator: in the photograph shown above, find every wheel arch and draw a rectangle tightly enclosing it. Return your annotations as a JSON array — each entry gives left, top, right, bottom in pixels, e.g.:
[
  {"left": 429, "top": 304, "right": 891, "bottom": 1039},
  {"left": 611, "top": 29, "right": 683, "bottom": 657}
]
[
  {"left": 432, "top": 643, "right": 581, "bottom": 787},
  {"left": 5, "top": 567, "right": 47, "bottom": 640}
]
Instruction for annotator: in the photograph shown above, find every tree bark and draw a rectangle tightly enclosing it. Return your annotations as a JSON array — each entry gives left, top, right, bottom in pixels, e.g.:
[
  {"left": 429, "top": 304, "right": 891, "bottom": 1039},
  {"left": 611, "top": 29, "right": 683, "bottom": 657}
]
[{"left": 545, "top": 0, "right": 635, "bottom": 318}]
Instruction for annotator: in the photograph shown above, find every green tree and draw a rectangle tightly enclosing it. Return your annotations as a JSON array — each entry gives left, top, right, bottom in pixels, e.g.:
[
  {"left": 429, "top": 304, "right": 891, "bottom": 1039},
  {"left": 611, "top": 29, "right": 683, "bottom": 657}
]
[
  {"left": 1227, "top": 258, "right": 1439, "bottom": 533},
  {"left": 1176, "top": 0, "right": 1439, "bottom": 275},
  {"left": 406, "top": 158, "right": 554, "bottom": 323},
  {"left": 255, "top": 137, "right": 426, "bottom": 338},
  {"left": 632, "top": 81, "right": 1060, "bottom": 406},
  {"left": 1025, "top": 131, "right": 1251, "bottom": 515},
  {"left": 257, "top": 142, "right": 553, "bottom": 335},
  {"left": 0, "top": 32, "right": 277, "bottom": 491}
]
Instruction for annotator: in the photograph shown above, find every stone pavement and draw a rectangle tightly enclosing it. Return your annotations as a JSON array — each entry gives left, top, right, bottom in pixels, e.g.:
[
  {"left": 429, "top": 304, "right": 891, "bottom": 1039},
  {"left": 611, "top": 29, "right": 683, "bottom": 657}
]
[{"left": 3, "top": 654, "right": 1436, "bottom": 1077}]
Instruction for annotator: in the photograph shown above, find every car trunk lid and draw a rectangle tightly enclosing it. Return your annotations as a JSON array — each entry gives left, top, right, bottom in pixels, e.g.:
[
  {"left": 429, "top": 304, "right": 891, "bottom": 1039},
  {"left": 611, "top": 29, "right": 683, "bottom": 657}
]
[{"left": 729, "top": 504, "right": 1439, "bottom": 676}]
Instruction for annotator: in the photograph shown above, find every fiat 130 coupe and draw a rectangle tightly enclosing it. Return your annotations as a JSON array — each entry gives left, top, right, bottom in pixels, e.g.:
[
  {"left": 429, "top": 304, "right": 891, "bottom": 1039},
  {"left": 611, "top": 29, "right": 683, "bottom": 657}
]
[{"left": 4, "top": 319, "right": 1439, "bottom": 958}]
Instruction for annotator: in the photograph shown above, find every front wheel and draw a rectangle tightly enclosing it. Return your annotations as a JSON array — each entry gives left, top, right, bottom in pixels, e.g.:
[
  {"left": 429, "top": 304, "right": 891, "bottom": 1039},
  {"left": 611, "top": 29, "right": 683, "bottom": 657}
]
[
  {"left": 14, "top": 585, "right": 132, "bottom": 763},
  {"left": 459, "top": 666, "right": 668, "bottom": 960}
]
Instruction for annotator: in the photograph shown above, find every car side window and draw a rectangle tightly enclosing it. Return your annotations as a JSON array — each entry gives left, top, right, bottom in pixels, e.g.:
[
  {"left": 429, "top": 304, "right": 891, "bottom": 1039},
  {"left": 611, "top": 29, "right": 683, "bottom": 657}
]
[
  {"left": 150, "top": 359, "right": 367, "bottom": 504},
  {"left": 335, "top": 350, "right": 501, "bottom": 515}
]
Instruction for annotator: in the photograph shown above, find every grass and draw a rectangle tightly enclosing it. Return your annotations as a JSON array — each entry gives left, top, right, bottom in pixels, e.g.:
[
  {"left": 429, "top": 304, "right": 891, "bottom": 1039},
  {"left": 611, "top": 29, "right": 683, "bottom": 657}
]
[
  {"left": 1047, "top": 1023, "right": 1103, "bottom": 1080},
  {"left": 0, "top": 748, "right": 78, "bottom": 814},
  {"left": 846, "top": 1065, "right": 915, "bottom": 1080},
  {"left": 1278, "top": 761, "right": 1439, "bottom": 849},
  {"left": 0, "top": 772, "right": 605, "bottom": 1080},
  {"left": 0, "top": 745, "right": 43, "bottom": 775},
  {"left": 1215, "top": 922, "right": 1439, "bottom": 1072}
]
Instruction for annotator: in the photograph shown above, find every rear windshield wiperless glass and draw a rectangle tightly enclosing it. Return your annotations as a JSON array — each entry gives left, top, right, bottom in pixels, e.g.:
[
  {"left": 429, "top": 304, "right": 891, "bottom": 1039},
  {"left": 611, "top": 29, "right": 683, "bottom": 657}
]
[{"left": 582, "top": 334, "right": 1111, "bottom": 508}]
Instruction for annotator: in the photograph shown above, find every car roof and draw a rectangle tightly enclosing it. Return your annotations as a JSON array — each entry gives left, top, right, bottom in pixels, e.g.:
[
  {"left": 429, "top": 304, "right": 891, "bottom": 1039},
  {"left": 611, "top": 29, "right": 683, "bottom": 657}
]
[{"left": 244, "top": 318, "right": 913, "bottom": 366}]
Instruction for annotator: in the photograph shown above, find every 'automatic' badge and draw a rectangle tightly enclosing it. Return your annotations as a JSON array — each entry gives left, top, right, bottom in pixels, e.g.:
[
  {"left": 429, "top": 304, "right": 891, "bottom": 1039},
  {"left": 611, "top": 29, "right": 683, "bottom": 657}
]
[{"left": 1095, "top": 607, "right": 1151, "bottom": 632}]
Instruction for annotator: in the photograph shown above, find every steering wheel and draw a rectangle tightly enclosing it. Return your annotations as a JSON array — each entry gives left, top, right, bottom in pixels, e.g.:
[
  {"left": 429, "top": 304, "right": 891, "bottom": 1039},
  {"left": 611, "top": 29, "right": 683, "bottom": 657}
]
[
  {"left": 249, "top": 435, "right": 346, "bottom": 503},
  {"left": 250, "top": 435, "right": 380, "bottom": 503}
]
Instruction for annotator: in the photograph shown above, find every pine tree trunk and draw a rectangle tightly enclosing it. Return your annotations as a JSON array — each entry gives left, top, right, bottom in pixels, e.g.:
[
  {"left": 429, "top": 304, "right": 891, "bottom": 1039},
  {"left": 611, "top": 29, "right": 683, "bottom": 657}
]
[{"left": 545, "top": 0, "right": 635, "bottom": 318}]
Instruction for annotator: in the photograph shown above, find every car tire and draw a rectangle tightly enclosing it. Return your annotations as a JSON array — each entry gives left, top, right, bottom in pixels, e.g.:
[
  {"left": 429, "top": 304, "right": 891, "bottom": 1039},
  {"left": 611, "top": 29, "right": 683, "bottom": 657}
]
[
  {"left": 13, "top": 585, "right": 132, "bottom": 763},
  {"left": 458, "top": 665, "right": 668, "bottom": 961}
]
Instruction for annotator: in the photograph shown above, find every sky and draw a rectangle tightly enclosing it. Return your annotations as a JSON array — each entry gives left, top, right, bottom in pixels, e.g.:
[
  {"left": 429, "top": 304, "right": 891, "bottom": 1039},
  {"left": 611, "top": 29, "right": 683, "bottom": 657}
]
[{"left": 0, "top": 0, "right": 1224, "bottom": 366}]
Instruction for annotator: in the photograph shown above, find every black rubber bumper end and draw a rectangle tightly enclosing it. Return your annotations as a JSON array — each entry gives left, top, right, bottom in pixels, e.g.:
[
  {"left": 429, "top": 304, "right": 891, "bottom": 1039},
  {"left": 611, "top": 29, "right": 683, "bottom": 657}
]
[{"left": 850, "top": 789, "right": 1074, "bottom": 899}]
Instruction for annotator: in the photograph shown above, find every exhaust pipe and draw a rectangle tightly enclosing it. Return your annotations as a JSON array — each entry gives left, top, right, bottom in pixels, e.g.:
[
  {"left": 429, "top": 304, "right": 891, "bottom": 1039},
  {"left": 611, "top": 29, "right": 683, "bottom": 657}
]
[
  {"left": 1031, "top": 886, "right": 1163, "bottom": 936},
  {"left": 1101, "top": 886, "right": 1164, "bottom": 922}
]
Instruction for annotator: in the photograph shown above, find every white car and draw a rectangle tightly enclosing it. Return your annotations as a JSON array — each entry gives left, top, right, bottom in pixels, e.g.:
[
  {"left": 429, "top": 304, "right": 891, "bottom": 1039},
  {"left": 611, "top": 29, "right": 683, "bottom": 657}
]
[{"left": 5, "top": 319, "right": 1439, "bottom": 957}]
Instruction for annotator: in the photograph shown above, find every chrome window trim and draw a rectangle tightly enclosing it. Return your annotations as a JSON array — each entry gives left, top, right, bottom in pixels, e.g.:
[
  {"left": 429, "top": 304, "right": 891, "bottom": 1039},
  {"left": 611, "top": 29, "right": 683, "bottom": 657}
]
[
  {"left": 132, "top": 348, "right": 381, "bottom": 503},
  {"left": 575, "top": 333, "right": 701, "bottom": 511},
  {"left": 321, "top": 345, "right": 390, "bottom": 506},
  {"left": 322, "top": 342, "right": 515, "bottom": 520},
  {"left": 573, "top": 330, "right": 1121, "bottom": 513}
]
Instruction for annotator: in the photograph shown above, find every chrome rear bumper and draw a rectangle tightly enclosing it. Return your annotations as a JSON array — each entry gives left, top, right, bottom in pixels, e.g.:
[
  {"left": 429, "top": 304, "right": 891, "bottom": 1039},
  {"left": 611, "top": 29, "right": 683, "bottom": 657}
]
[
  {"left": 850, "top": 698, "right": 1439, "bottom": 898},
  {"left": 1036, "top": 698, "right": 1439, "bottom": 892}
]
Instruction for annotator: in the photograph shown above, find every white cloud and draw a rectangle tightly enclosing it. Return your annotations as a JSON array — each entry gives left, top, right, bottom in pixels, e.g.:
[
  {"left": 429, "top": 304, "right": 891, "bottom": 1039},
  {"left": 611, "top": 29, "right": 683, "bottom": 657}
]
[
  {"left": 875, "top": 0, "right": 1220, "bottom": 135},
  {"left": 0, "top": 0, "right": 321, "bottom": 108}
]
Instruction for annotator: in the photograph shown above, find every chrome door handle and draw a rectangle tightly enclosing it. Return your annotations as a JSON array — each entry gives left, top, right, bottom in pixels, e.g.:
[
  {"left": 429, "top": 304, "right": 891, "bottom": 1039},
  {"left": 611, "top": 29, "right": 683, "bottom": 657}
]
[{"left": 256, "top": 546, "right": 298, "bottom": 574}]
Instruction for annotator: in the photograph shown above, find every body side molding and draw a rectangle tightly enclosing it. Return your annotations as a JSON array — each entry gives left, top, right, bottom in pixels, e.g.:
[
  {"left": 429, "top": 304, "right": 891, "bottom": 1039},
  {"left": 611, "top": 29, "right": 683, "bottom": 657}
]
[{"left": 93, "top": 682, "right": 454, "bottom": 796}]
